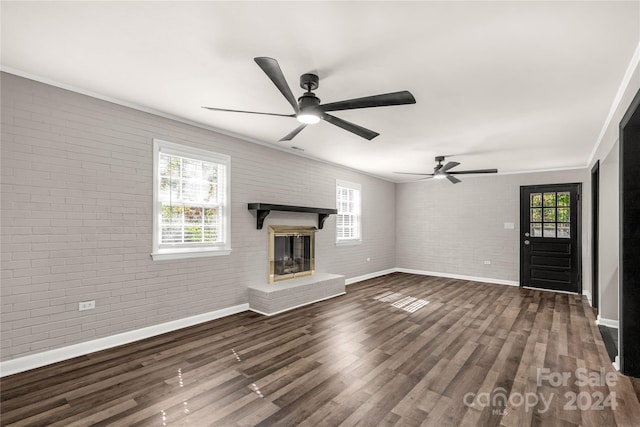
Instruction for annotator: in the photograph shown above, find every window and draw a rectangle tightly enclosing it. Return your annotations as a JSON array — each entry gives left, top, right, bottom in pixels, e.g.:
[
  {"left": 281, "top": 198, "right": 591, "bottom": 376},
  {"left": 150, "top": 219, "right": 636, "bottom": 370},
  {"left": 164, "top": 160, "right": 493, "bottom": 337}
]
[
  {"left": 336, "top": 179, "right": 361, "bottom": 244},
  {"left": 152, "top": 139, "right": 231, "bottom": 260},
  {"left": 529, "top": 191, "right": 571, "bottom": 238}
]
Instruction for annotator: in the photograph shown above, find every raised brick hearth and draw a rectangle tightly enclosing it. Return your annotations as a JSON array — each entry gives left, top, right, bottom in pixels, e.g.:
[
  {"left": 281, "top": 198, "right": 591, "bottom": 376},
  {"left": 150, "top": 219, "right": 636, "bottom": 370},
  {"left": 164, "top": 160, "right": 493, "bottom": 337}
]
[{"left": 248, "top": 273, "right": 346, "bottom": 316}]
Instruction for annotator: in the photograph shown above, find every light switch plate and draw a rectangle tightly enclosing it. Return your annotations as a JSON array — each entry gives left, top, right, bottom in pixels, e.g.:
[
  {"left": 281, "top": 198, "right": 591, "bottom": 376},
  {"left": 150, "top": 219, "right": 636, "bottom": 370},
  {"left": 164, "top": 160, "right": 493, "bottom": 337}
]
[{"left": 79, "top": 300, "right": 96, "bottom": 311}]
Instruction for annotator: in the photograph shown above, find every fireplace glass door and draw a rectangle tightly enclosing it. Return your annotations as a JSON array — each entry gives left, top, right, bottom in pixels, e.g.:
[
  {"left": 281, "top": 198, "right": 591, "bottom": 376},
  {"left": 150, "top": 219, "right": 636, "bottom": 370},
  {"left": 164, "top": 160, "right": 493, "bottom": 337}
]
[{"left": 268, "top": 226, "right": 316, "bottom": 283}]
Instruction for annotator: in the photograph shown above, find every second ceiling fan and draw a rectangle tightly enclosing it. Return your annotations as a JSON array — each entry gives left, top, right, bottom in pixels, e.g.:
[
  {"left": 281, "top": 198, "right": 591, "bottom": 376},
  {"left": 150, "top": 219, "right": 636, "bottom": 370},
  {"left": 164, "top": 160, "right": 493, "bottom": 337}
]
[
  {"left": 395, "top": 156, "right": 498, "bottom": 184},
  {"left": 203, "top": 57, "right": 416, "bottom": 142}
]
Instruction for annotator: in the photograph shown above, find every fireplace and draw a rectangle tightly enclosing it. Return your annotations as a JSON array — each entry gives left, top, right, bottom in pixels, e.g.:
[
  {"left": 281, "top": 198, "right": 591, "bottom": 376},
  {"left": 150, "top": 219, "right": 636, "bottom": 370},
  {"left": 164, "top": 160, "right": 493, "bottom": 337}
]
[{"left": 268, "top": 226, "right": 316, "bottom": 283}]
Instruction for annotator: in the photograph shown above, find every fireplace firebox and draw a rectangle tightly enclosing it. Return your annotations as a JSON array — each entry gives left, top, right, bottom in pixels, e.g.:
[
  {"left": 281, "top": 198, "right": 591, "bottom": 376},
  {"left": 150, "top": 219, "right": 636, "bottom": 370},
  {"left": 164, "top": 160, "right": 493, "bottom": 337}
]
[{"left": 268, "top": 226, "right": 316, "bottom": 283}]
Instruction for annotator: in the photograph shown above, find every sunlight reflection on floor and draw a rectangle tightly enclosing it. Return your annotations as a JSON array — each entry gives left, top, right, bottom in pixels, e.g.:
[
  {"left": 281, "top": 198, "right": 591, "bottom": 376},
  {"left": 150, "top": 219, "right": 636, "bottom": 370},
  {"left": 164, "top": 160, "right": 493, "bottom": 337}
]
[{"left": 374, "top": 291, "right": 429, "bottom": 313}]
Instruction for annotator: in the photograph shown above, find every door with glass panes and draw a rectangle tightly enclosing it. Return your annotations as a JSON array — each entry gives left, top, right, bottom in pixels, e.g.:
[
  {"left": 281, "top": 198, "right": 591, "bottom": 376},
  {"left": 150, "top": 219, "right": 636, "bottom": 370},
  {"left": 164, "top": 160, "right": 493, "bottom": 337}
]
[{"left": 519, "top": 183, "right": 581, "bottom": 293}]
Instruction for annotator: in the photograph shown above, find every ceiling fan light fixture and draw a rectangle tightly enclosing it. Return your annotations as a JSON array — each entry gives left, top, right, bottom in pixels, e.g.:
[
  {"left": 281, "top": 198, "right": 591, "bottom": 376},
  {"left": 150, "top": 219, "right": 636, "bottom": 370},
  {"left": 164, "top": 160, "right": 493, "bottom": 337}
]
[
  {"left": 433, "top": 173, "right": 447, "bottom": 180},
  {"left": 297, "top": 92, "right": 321, "bottom": 124},
  {"left": 296, "top": 111, "right": 321, "bottom": 124}
]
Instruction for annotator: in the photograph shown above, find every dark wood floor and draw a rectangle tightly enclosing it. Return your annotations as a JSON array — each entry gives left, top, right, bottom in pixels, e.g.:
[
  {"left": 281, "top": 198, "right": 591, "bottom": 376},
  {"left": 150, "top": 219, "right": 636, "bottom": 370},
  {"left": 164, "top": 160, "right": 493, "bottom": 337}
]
[{"left": 2, "top": 273, "right": 640, "bottom": 426}]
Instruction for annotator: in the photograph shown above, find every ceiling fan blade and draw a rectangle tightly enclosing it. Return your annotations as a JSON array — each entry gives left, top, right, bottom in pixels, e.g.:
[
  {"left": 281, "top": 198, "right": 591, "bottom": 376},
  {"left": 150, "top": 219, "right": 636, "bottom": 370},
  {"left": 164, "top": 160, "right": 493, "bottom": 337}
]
[
  {"left": 202, "top": 106, "right": 295, "bottom": 118},
  {"left": 319, "top": 91, "right": 416, "bottom": 112},
  {"left": 441, "top": 161, "right": 460, "bottom": 172},
  {"left": 279, "top": 124, "right": 307, "bottom": 141},
  {"left": 393, "top": 172, "right": 434, "bottom": 176},
  {"left": 446, "top": 175, "right": 461, "bottom": 184},
  {"left": 321, "top": 113, "right": 379, "bottom": 140},
  {"left": 254, "top": 57, "right": 299, "bottom": 113},
  {"left": 448, "top": 169, "right": 498, "bottom": 175}
]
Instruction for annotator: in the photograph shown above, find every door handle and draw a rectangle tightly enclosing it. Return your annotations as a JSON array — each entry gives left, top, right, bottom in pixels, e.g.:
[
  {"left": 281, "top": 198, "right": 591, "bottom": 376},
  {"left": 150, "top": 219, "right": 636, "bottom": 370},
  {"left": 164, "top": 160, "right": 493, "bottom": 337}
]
[{"left": 524, "top": 240, "right": 530, "bottom": 245}]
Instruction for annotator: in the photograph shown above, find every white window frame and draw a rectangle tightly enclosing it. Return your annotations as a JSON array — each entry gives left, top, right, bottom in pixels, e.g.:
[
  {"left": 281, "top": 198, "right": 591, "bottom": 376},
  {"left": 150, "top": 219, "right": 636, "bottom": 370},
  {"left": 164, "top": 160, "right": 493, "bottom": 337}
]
[
  {"left": 336, "top": 179, "right": 362, "bottom": 245},
  {"left": 151, "top": 139, "right": 231, "bottom": 261}
]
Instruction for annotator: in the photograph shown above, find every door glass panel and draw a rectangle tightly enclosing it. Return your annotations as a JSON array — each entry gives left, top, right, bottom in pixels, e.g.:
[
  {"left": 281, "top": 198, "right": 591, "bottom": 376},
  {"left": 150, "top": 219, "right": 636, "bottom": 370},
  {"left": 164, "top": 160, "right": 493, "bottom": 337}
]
[
  {"left": 557, "top": 192, "right": 570, "bottom": 207},
  {"left": 531, "top": 208, "right": 542, "bottom": 222},
  {"left": 531, "top": 223, "right": 542, "bottom": 237},
  {"left": 530, "top": 193, "right": 542, "bottom": 207},
  {"left": 543, "top": 223, "right": 556, "bottom": 238},
  {"left": 543, "top": 208, "right": 556, "bottom": 222},
  {"left": 528, "top": 190, "right": 572, "bottom": 239},
  {"left": 543, "top": 193, "right": 556, "bottom": 207},
  {"left": 557, "top": 223, "right": 570, "bottom": 238},
  {"left": 557, "top": 208, "right": 570, "bottom": 222}
]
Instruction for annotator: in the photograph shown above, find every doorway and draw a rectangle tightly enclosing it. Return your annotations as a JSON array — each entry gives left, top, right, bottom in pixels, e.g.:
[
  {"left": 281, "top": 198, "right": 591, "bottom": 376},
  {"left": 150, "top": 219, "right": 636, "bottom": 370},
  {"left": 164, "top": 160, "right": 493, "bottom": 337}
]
[
  {"left": 619, "top": 88, "right": 640, "bottom": 377},
  {"left": 519, "top": 183, "right": 582, "bottom": 293}
]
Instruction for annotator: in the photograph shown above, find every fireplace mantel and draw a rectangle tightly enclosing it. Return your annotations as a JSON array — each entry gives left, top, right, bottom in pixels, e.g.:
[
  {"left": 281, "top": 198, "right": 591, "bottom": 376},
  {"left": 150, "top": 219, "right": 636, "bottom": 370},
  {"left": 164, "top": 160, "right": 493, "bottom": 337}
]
[{"left": 248, "top": 203, "right": 337, "bottom": 230}]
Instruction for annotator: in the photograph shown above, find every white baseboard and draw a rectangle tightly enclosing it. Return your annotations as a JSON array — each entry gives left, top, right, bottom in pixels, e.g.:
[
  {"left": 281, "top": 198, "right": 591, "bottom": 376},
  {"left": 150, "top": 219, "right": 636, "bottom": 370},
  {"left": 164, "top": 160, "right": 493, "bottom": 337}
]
[
  {"left": 0, "top": 303, "right": 249, "bottom": 378},
  {"left": 583, "top": 290, "right": 593, "bottom": 306},
  {"left": 345, "top": 268, "right": 396, "bottom": 285},
  {"left": 395, "top": 268, "right": 520, "bottom": 287},
  {"left": 596, "top": 315, "right": 619, "bottom": 329},
  {"left": 0, "top": 269, "right": 534, "bottom": 377}
]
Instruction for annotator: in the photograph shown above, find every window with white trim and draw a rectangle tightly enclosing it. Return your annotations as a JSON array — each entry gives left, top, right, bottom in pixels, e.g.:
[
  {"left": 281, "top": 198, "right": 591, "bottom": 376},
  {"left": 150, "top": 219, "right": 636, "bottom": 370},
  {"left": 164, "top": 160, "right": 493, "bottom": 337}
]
[
  {"left": 336, "top": 179, "right": 362, "bottom": 244},
  {"left": 152, "top": 139, "right": 231, "bottom": 260}
]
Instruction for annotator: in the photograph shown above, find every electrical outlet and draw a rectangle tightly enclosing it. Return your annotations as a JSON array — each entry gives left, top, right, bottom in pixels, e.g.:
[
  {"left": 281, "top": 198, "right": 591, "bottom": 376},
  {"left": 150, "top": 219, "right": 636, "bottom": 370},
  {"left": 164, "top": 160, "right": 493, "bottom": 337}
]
[
  {"left": 79, "top": 300, "right": 96, "bottom": 311},
  {"left": 484, "top": 260, "right": 491, "bottom": 265}
]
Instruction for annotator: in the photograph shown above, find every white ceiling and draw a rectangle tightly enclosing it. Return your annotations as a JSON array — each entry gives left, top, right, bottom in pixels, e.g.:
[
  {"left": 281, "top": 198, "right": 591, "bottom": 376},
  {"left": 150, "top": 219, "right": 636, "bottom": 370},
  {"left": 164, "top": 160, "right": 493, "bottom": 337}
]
[{"left": 2, "top": 1, "right": 639, "bottom": 181}]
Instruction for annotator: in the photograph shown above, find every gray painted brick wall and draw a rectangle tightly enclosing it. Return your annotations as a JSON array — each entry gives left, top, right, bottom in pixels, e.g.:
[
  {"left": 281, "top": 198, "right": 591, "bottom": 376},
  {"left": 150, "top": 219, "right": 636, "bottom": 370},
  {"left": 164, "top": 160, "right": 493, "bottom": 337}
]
[{"left": 395, "top": 169, "right": 589, "bottom": 284}]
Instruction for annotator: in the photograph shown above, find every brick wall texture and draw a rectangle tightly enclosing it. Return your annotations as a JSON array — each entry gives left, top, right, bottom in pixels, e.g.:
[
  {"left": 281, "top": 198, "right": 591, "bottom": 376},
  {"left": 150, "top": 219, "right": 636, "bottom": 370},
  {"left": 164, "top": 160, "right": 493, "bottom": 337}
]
[{"left": 396, "top": 168, "right": 589, "bottom": 282}]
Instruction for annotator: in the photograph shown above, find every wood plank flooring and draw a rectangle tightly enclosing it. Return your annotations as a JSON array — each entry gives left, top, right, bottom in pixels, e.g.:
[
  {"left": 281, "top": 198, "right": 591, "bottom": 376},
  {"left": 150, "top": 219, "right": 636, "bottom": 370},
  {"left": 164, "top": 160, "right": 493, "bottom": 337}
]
[{"left": 2, "top": 273, "right": 640, "bottom": 426}]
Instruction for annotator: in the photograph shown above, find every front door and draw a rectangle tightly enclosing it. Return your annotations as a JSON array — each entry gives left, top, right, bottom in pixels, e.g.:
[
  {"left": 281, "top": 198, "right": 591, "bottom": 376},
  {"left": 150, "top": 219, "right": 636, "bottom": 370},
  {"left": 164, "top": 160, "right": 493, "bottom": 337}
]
[{"left": 520, "top": 183, "right": 581, "bottom": 293}]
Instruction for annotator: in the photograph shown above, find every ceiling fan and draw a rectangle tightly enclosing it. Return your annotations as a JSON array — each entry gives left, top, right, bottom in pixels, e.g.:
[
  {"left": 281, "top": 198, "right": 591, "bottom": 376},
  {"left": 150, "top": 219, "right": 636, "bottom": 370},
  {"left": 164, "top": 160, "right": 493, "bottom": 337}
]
[
  {"left": 394, "top": 156, "right": 498, "bottom": 184},
  {"left": 203, "top": 57, "right": 416, "bottom": 142}
]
